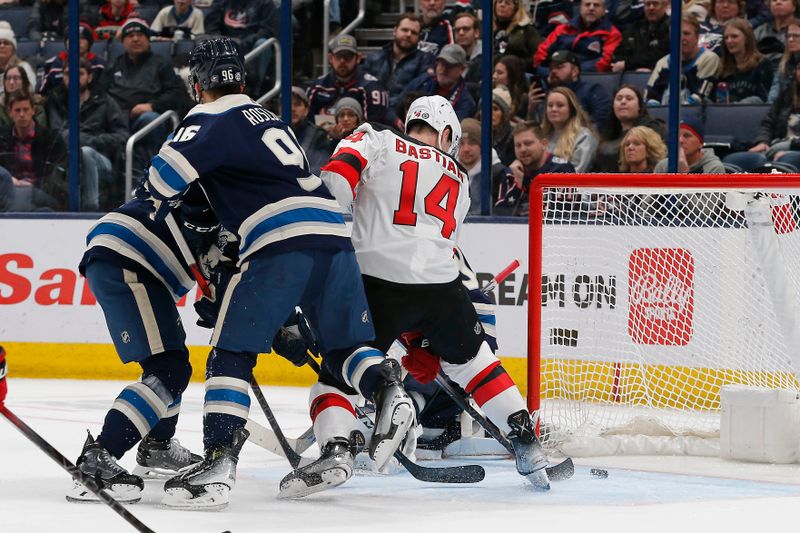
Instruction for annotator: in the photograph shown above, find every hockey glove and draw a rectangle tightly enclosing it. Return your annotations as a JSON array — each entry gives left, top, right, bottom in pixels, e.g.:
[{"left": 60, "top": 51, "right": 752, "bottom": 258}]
[
  {"left": 193, "top": 261, "right": 237, "bottom": 329},
  {"left": 0, "top": 346, "right": 7, "bottom": 405},
  {"left": 399, "top": 332, "right": 441, "bottom": 385},
  {"left": 272, "top": 327, "right": 311, "bottom": 367},
  {"left": 138, "top": 173, "right": 184, "bottom": 223}
]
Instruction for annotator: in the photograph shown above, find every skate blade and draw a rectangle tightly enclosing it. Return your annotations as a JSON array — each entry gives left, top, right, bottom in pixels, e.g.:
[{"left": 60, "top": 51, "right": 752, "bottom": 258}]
[
  {"left": 66, "top": 480, "right": 141, "bottom": 504},
  {"left": 278, "top": 467, "right": 351, "bottom": 499},
  {"left": 524, "top": 469, "right": 551, "bottom": 491},
  {"left": 162, "top": 483, "right": 230, "bottom": 511},
  {"left": 370, "top": 402, "right": 414, "bottom": 471},
  {"left": 133, "top": 464, "right": 180, "bottom": 480}
]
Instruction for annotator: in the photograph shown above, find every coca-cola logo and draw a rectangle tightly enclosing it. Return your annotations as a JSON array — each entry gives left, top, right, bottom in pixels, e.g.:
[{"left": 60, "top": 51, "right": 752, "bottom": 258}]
[{"left": 628, "top": 248, "right": 694, "bottom": 346}]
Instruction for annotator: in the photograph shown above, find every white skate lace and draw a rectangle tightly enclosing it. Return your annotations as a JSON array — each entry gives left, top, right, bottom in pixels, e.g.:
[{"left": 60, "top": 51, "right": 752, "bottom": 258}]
[{"left": 167, "top": 439, "right": 192, "bottom": 464}]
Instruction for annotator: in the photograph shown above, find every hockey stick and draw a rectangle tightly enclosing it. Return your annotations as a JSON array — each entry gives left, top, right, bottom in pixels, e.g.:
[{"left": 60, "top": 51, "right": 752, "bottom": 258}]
[
  {"left": 165, "top": 212, "right": 212, "bottom": 298},
  {"left": 244, "top": 418, "right": 316, "bottom": 458},
  {"left": 0, "top": 405, "right": 213, "bottom": 533},
  {"left": 249, "top": 376, "right": 304, "bottom": 469},
  {"left": 304, "top": 357, "right": 485, "bottom": 484}
]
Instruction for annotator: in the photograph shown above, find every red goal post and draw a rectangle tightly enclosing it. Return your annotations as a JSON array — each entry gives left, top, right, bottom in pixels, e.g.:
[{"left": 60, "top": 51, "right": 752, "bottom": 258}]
[{"left": 527, "top": 173, "right": 800, "bottom": 455}]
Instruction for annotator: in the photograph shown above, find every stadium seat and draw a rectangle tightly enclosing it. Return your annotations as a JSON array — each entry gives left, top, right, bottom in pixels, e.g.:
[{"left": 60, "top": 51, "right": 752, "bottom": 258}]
[
  {"left": 581, "top": 72, "right": 622, "bottom": 97},
  {"left": 40, "top": 40, "right": 65, "bottom": 60},
  {"left": 621, "top": 71, "right": 651, "bottom": 92},
  {"left": 173, "top": 39, "right": 196, "bottom": 68},
  {"left": 136, "top": 5, "right": 162, "bottom": 24},
  {"left": 91, "top": 40, "right": 108, "bottom": 61},
  {"left": 15, "top": 39, "right": 40, "bottom": 61},
  {"left": 704, "top": 104, "right": 770, "bottom": 150},
  {"left": 0, "top": 7, "right": 32, "bottom": 38},
  {"left": 647, "top": 105, "right": 703, "bottom": 126}
]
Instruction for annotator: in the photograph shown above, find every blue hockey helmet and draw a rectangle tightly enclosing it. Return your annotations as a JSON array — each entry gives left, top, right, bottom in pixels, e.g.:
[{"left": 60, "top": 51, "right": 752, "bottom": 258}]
[{"left": 189, "top": 37, "right": 246, "bottom": 93}]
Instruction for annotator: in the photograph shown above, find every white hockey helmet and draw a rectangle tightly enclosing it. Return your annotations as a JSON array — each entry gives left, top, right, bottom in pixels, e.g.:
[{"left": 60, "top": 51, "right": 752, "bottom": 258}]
[{"left": 404, "top": 95, "right": 462, "bottom": 158}]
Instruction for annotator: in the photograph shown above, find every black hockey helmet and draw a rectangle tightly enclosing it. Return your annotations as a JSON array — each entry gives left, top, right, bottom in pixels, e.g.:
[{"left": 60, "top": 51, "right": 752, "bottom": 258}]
[{"left": 189, "top": 37, "right": 245, "bottom": 93}]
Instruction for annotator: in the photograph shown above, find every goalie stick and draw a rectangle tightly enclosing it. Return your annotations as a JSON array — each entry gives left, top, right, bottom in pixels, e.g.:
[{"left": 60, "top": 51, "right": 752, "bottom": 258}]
[
  {"left": 244, "top": 418, "right": 316, "bottom": 459},
  {"left": 0, "top": 405, "right": 235, "bottom": 533}
]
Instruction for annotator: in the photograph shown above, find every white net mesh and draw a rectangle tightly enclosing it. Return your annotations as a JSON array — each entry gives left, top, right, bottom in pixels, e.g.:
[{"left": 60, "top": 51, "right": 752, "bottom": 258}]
[{"left": 534, "top": 184, "right": 800, "bottom": 455}]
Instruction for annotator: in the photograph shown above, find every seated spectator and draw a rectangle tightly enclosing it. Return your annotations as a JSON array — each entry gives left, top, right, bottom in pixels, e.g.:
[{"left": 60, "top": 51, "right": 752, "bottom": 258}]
[
  {"left": 150, "top": 0, "right": 206, "bottom": 41},
  {"left": 646, "top": 14, "right": 720, "bottom": 104},
  {"left": 0, "top": 24, "right": 36, "bottom": 93},
  {"left": 532, "top": 0, "right": 574, "bottom": 37},
  {"left": 594, "top": 84, "right": 665, "bottom": 171},
  {"left": 754, "top": 0, "right": 796, "bottom": 62},
  {"left": 496, "top": 121, "right": 575, "bottom": 216},
  {"left": 653, "top": 117, "right": 726, "bottom": 172},
  {"left": 619, "top": 125, "right": 667, "bottom": 171},
  {"left": 328, "top": 97, "right": 363, "bottom": 141},
  {"left": 492, "top": 55, "right": 529, "bottom": 119},
  {"left": 714, "top": 18, "right": 774, "bottom": 103},
  {"left": 454, "top": 12, "right": 482, "bottom": 100},
  {"left": 362, "top": 14, "right": 435, "bottom": 124},
  {"left": 534, "top": 0, "right": 622, "bottom": 73},
  {"left": 541, "top": 86, "right": 598, "bottom": 172},
  {"left": 768, "top": 17, "right": 800, "bottom": 101},
  {"left": 27, "top": 0, "right": 67, "bottom": 40},
  {"left": 205, "top": 0, "right": 278, "bottom": 96},
  {"left": 40, "top": 22, "right": 105, "bottom": 97},
  {"left": 493, "top": 0, "right": 541, "bottom": 65},
  {"left": 97, "top": 19, "right": 190, "bottom": 177},
  {"left": 0, "top": 65, "right": 46, "bottom": 126},
  {"left": 418, "top": 0, "right": 454, "bottom": 55},
  {"left": 458, "top": 117, "right": 511, "bottom": 215},
  {"left": 699, "top": 0, "right": 745, "bottom": 54},
  {"left": 0, "top": 92, "right": 67, "bottom": 212},
  {"left": 308, "top": 34, "right": 388, "bottom": 128},
  {"left": 404, "top": 44, "right": 476, "bottom": 121},
  {"left": 90, "top": 0, "right": 140, "bottom": 40},
  {"left": 490, "top": 85, "right": 516, "bottom": 165},
  {"left": 46, "top": 59, "right": 128, "bottom": 210},
  {"left": 290, "top": 86, "right": 334, "bottom": 176},
  {"left": 528, "top": 50, "right": 613, "bottom": 129},
  {"left": 725, "top": 61, "right": 800, "bottom": 170},
  {"left": 607, "top": 0, "right": 646, "bottom": 30},
  {"left": 611, "top": 0, "right": 670, "bottom": 72}
]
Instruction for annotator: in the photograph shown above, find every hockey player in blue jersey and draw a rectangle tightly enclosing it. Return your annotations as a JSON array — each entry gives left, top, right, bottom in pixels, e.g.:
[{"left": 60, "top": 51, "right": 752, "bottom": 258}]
[
  {"left": 139, "top": 37, "right": 414, "bottom": 509},
  {"left": 67, "top": 184, "right": 221, "bottom": 504}
]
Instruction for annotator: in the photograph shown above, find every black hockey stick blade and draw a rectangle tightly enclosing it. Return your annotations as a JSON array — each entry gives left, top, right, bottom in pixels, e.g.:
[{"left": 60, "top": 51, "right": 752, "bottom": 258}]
[
  {"left": 545, "top": 457, "right": 574, "bottom": 481},
  {"left": 249, "top": 376, "right": 303, "bottom": 469},
  {"left": 394, "top": 451, "right": 485, "bottom": 483},
  {"left": 0, "top": 405, "right": 158, "bottom": 533}
]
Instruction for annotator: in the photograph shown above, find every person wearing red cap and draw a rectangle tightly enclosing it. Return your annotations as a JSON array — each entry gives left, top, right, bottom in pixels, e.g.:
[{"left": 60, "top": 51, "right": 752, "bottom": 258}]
[
  {"left": 653, "top": 117, "right": 725, "bottom": 173},
  {"left": 40, "top": 22, "right": 105, "bottom": 96}
]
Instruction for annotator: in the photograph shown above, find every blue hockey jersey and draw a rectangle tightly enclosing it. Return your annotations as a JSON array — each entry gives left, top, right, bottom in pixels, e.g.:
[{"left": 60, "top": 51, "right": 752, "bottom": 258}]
[
  {"left": 145, "top": 94, "right": 352, "bottom": 264},
  {"left": 80, "top": 197, "right": 196, "bottom": 301}
]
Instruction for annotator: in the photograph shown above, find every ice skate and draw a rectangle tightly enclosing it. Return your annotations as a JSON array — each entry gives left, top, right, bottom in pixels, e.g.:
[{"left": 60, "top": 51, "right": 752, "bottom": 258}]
[
  {"left": 369, "top": 359, "right": 414, "bottom": 470},
  {"left": 278, "top": 434, "right": 360, "bottom": 499},
  {"left": 507, "top": 410, "right": 550, "bottom": 491},
  {"left": 133, "top": 435, "right": 202, "bottom": 479},
  {"left": 66, "top": 432, "right": 144, "bottom": 504},
  {"left": 162, "top": 427, "right": 248, "bottom": 511}
]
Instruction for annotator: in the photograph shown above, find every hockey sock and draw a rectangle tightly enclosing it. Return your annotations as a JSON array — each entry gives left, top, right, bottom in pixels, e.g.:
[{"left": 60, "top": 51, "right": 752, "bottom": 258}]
[
  {"left": 98, "top": 349, "right": 192, "bottom": 458},
  {"left": 440, "top": 342, "right": 526, "bottom": 434},
  {"left": 146, "top": 395, "right": 182, "bottom": 442},
  {"left": 203, "top": 347, "right": 257, "bottom": 451},
  {"left": 327, "top": 345, "right": 386, "bottom": 400},
  {"left": 308, "top": 382, "right": 359, "bottom": 448}
]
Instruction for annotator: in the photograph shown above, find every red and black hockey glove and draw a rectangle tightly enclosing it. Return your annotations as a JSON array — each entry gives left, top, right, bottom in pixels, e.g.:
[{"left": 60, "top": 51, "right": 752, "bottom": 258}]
[{"left": 399, "top": 332, "right": 440, "bottom": 385}]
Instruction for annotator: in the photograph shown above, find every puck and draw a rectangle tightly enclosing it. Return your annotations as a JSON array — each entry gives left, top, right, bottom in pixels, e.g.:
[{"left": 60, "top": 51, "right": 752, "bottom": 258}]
[{"left": 590, "top": 468, "right": 609, "bottom": 478}]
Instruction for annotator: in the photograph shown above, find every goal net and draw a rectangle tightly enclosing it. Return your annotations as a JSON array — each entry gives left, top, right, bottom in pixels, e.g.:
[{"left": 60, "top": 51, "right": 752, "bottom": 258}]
[{"left": 528, "top": 174, "right": 800, "bottom": 456}]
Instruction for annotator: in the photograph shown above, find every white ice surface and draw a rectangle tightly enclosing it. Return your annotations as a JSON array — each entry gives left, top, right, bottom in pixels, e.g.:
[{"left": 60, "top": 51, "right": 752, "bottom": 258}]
[{"left": 3, "top": 379, "right": 800, "bottom": 533}]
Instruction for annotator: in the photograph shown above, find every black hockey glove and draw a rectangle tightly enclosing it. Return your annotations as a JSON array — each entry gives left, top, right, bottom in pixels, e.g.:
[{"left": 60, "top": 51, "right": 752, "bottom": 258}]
[
  {"left": 193, "top": 261, "right": 237, "bottom": 329},
  {"left": 272, "top": 326, "right": 311, "bottom": 367}
]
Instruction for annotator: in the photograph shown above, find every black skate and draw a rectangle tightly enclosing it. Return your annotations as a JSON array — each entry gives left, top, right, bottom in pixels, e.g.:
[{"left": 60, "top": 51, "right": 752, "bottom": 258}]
[
  {"left": 66, "top": 432, "right": 144, "bottom": 504},
  {"left": 162, "top": 427, "right": 249, "bottom": 511},
  {"left": 507, "top": 410, "right": 550, "bottom": 491},
  {"left": 369, "top": 359, "right": 414, "bottom": 470},
  {"left": 134, "top": 435, "right": 202, "bottom": 479},
  {"left": 278, "top": 431, "right": 363, "bottom": 499}
]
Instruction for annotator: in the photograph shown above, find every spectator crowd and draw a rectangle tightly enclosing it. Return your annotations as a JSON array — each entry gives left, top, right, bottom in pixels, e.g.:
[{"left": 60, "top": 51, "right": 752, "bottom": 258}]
[{"left": 0, "top": 0, "right": 798, "bottom": 215}]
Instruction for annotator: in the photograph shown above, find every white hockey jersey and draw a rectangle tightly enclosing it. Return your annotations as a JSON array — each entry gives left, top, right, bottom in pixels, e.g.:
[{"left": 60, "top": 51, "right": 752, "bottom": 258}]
[{"left": 321, "top": 123, "right": 471, "bottom": 284}]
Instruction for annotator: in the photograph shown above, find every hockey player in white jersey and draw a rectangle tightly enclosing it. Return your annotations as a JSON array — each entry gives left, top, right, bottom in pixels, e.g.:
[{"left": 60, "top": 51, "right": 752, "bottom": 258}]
[{"left": 311, "top": 95, "right": 550, "bottom": 491}]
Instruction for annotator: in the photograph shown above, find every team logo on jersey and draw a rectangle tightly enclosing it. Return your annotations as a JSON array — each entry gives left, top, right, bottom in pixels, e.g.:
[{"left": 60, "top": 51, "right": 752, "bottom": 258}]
[
  {"left": 121, "top": 331, "right": 131, "bottom": 344},
  {"left": 361, "top": 310, "right": 369, "bottom": 323}
]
